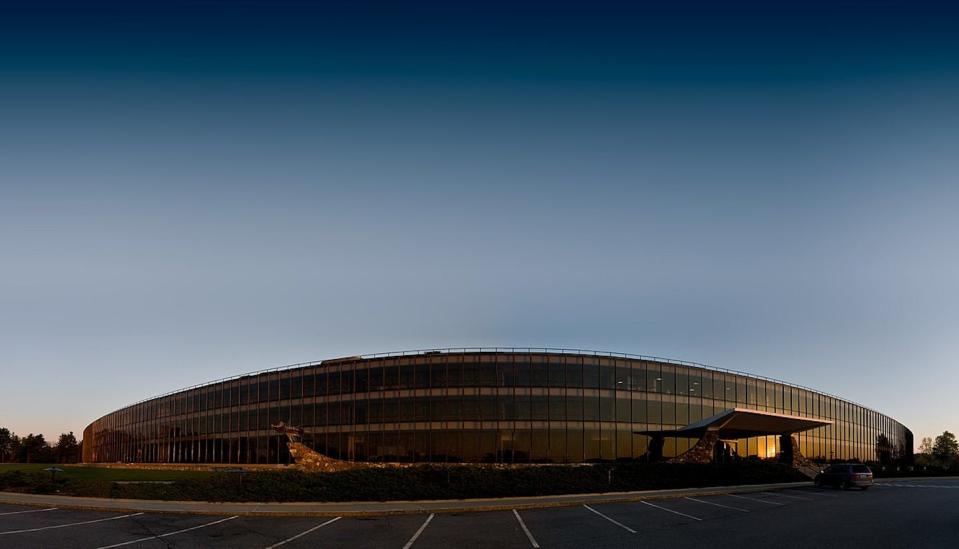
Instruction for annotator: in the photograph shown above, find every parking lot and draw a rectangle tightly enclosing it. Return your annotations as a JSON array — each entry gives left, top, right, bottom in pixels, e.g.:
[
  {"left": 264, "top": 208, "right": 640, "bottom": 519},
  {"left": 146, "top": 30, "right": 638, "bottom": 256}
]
[{"left": 1, "top": 479, "right": 957, "bottom": 548}]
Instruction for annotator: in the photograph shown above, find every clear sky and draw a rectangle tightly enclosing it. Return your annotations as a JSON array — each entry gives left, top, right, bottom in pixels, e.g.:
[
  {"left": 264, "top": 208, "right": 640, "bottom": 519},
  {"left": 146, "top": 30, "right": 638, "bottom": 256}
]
[{"left": 1, "top": 1, "right": 957, "bottom": 449}]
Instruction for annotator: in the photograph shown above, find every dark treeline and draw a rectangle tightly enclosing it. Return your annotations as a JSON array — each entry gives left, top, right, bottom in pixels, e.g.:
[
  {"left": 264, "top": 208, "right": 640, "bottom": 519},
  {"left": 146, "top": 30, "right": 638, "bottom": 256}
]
[
  {"left": 0, "top": 427, "right": 81, "bottom": 464},
  {"left": 913, "top": 431, "right": 959, "bottom": 474}
]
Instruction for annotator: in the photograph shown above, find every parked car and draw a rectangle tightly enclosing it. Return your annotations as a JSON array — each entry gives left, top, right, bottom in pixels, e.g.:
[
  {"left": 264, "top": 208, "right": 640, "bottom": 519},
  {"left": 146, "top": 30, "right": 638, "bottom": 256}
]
[{"left": 815, "top": 463, "right": 874, "bottom": 490}]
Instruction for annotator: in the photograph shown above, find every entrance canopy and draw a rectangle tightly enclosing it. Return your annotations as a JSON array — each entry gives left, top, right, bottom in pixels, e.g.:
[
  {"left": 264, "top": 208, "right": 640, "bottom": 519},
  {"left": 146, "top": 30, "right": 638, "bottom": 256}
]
[{"left": 638, "top": 407, "right": 831, "bottom": 439}]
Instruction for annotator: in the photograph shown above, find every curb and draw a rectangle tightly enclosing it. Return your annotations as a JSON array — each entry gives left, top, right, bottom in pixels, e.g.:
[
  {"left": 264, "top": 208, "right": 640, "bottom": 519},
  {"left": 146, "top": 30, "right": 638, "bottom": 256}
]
[
  {"left": 0, "top": 481, "right": 812, "bottom": 517},
  {"left": 874, "top": 475, "right": 959, "bottom": 482}
]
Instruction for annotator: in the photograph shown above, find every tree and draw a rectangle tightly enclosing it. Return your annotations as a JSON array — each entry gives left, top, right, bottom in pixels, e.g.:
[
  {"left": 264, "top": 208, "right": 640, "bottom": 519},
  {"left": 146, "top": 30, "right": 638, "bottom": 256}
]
[
  {"left": 0, "top": 428, "right": 12, "bottom": 463},
  {"left": 914, "top": 437, "right": 935, "bottom": 467},
  {"left": 16, "top": 434, "right": 52, "bottom": 463},
  {"left": 55, "top": 432, "right": 80, "bottom": 463},
  {"left": 933, "top": 431, "right": 959, "bottom": 467}
]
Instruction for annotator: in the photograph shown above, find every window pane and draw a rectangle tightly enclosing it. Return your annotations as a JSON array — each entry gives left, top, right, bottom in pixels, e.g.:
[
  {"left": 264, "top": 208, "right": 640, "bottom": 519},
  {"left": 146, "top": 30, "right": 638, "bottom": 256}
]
[{"left": 550, "top": 398, "right": 566, "bottom": 424}]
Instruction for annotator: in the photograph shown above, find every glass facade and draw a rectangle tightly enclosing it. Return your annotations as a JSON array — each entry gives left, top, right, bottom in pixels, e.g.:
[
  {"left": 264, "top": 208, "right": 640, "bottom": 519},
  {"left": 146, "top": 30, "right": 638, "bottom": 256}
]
[{"left": 82, "top": 350, "right": 912, "bottom": 465}]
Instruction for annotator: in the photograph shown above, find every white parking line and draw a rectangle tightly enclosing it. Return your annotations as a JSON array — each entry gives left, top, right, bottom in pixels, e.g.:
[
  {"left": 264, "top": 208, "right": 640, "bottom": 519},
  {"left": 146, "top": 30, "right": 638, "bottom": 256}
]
[
  {"left": 583, "top": 504, "right": 637, "bottom": 534},
  {"left": 512, "top": 509, "right": 540, "bottom": 548},
  {"left": 760, "top": 491, "right": 813, "bottom": 501},
  {"left": 880, "top": 483, "right": 959, "bottom": 489},
  {"left": 402, "top": 513, "right": 435, "bottom": 549},
  {"left": 789, "top": 489, "right": 838, "bottom": 498},
  {"left": 685, "top": 497, "right": 749, "bottom": 513},
  {"left": 0, "top": 508, "right": 57, "bottom": 516},
  {"left": 264, "top": 516, "right": 341, "bottom": 549},
  {"left": 639, "top": 500, "right": 703, "bottom": 521},
  {"left": 725, "top": 493, "right": 784, "bottom": 506},
  {"left": 0, "top": 512, "right": 144, "bottom": 535},
  {"left": 95, "top": 515, "right": 239, "bottom": 549}
]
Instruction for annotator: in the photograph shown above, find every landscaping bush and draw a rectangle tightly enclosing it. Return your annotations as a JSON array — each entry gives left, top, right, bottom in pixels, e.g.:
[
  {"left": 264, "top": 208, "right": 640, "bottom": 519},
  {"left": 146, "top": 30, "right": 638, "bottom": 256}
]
[
  {"left": 0, "top": 460, "right": 806, "bottom": 502},
  {"left": 0, "top": 470, "right": 66, "bottom": 494}
]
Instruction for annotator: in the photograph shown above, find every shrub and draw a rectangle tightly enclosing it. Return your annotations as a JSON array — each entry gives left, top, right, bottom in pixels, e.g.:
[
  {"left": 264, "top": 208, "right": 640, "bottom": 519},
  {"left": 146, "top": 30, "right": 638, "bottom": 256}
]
[{"left": 2, "top": 461, "right": 807, "bottom": 502}]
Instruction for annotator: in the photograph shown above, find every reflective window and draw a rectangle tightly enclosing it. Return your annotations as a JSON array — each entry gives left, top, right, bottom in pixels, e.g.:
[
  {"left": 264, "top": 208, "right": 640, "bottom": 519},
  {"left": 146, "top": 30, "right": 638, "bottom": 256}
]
[{"left": 84, "top": 353, "right": 912, "bottom": 466}]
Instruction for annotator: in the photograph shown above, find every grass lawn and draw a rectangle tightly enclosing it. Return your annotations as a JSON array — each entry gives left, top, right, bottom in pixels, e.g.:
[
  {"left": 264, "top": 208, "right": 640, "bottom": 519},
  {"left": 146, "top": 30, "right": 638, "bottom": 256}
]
[{"left": 0, "top": 463, "right": 211, "bottom": 482}]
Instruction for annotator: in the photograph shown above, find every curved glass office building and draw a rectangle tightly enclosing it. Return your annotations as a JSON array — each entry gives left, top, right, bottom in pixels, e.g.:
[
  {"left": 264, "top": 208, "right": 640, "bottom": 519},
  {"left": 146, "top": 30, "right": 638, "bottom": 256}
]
[{"left": 82, "top": 349, "right": 912, "bottom": 465}]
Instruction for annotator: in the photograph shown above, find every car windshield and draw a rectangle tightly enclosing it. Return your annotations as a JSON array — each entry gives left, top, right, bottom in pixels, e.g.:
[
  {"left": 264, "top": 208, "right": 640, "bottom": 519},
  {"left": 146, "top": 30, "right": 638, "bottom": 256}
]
[{"left": 852, "top": 465, "right": 871, "bottom": 473}]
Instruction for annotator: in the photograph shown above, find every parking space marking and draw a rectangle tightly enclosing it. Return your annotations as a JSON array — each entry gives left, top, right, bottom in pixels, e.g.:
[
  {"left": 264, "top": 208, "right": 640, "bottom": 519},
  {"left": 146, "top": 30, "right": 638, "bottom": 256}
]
[
  {"left": 0, "top": 507, "right": 57, "bottom": 516},
  {"left": 684, "top": 497, "right": 749, "bottom": 512},
  {"left": 881, "top": 483, "right": 959, "bottom": 489},
  {"left": 582, "top": 504, "right": 637, "bottom": 534},
  {"left": 0, "top": 512, "right": 144, "bottom": 535},
  {"left": 788, "top": 489, "right": 838, "bottom": 498},
  {"left": 95, "top": 515, "right": 239, "bottom": 549},
  {"left": 759, "top": 491, "right": 813, "bottom": 501},
  {"left": 264, "top": 516, "right": 341, "bottom": 549},
  {"left": 402, "top": 513, "right": 435, "bottom": 549},
  {"left": 725, "top": 493, "right": 784, "bottom": 506},
  {"left": 639, "top": 500, "right": 703, "bottom": 521},
  {"left": 512, "top": 509, "right": 540, "bottom": 548}
]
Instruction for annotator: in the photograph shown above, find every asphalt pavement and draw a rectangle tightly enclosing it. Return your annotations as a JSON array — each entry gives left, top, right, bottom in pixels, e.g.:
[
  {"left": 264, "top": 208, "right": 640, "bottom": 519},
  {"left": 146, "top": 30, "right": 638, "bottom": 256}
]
[{"left": 1, "top": 478, "right": 957, "bottom": 548}]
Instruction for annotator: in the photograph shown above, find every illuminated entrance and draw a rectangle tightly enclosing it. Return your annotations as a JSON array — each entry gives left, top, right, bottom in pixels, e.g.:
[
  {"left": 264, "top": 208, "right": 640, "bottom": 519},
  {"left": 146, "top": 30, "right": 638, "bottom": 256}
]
[{"left": 639, "top": 408, "right": 831, "bottom": 466}]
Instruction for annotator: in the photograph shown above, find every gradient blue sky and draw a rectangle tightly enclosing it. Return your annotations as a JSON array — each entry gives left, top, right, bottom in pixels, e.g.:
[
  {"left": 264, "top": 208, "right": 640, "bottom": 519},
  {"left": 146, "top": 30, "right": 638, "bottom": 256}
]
[{"left": 1, "top": 1, "right": 957, "bottom": 448}]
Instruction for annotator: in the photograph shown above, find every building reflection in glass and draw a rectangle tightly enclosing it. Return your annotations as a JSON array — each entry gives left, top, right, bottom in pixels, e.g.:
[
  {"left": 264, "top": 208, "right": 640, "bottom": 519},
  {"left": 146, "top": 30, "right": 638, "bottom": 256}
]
[{"left": 82, "top": 350, "right": 913, "bottom": 466}]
